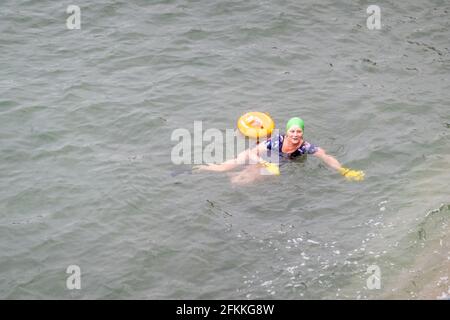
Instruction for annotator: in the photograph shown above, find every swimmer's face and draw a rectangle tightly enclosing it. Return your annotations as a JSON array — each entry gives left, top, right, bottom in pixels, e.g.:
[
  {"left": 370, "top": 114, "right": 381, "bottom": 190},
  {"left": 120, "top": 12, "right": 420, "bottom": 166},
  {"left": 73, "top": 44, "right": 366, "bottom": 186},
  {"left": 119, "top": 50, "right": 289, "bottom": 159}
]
[{"left": 287, "top": 125, "right": 303, "bottom": 143}]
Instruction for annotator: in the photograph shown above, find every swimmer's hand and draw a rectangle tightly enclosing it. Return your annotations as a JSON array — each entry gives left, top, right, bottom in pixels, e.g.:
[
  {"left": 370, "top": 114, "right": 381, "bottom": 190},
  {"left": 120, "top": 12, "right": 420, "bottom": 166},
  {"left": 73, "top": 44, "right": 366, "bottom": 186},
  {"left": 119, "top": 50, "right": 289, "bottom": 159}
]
[
  {"left": 192, "top": 164, "right": 210, "bottom": 172},
  {"left": 339, "top": 167, "right": 365, "bottom": 181},
  {"left": 259, "top": 160, "right": 280, "bottom": 176}
]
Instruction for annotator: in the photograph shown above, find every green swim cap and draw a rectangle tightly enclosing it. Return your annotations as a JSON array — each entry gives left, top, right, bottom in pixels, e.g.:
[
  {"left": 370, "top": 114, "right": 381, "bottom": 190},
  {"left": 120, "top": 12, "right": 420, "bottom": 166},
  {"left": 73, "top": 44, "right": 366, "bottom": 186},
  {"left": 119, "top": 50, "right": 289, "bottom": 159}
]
[{"left": 286, "top": 117, "right": 304, "bottom": 132}]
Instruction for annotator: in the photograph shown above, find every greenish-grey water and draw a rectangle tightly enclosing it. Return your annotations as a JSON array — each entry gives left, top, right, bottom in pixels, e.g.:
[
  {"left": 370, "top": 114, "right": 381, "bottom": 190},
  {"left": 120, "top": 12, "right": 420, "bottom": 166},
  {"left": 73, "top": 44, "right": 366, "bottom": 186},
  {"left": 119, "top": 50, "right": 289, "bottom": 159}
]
[{"left": 0, "top": 0, "right": 449, "bottom": 299}]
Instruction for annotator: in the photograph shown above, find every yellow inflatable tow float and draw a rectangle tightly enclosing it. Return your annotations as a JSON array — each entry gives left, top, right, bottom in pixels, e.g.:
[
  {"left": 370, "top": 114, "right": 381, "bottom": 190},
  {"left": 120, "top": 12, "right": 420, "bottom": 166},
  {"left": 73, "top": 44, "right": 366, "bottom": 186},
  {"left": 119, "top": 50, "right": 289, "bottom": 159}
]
[{"left": 237, "top": 111, "right": 275, "bottom": 139}]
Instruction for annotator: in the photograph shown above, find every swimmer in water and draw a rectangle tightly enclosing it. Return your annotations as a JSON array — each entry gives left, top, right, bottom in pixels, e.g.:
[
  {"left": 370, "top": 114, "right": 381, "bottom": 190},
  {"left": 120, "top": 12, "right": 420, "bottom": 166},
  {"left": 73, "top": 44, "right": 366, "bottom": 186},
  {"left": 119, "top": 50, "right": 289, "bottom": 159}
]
[{"left": 195, "top": 117, "right": 364, "bottom": 185}]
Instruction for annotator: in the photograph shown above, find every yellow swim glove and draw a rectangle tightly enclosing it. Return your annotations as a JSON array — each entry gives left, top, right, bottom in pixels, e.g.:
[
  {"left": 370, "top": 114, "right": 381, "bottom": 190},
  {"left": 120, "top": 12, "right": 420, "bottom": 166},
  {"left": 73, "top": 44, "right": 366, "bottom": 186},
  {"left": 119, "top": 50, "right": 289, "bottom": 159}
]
[
  {"left": 260, "top": 161, "right": 280, "bottom": 176},
  {"left": 339, "top": 167, "right": 365, "bottom": 181}
]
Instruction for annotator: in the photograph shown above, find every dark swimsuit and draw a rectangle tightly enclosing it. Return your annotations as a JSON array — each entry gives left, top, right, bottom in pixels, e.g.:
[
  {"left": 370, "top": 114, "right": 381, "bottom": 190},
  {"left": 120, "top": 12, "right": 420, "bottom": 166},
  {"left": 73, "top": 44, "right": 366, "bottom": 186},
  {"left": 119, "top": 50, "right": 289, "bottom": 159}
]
[{"left": 264, "top": 134, "right": 319, "bottom": 161}]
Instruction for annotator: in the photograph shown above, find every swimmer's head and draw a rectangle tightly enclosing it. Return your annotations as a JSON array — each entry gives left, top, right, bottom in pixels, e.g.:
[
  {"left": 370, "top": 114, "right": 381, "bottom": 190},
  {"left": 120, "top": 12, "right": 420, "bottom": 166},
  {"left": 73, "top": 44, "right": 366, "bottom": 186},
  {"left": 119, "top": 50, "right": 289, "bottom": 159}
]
[{"left": 286, "top": 117, "right": 304, "bottom": 132}]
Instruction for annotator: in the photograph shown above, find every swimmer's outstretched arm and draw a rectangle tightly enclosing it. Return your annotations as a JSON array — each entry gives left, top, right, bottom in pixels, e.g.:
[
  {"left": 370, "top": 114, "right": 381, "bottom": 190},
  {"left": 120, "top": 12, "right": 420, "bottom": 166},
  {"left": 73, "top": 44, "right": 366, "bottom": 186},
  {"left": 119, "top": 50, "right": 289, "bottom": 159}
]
[
  {"left": 194, "top": 143, "right": 267, "bottom": 172},
  {"left": 313, "top": 148, "right": 342, "bottom": 171},
  {"left": 314, "top": 147, "right": 365, "bottom": 181}
]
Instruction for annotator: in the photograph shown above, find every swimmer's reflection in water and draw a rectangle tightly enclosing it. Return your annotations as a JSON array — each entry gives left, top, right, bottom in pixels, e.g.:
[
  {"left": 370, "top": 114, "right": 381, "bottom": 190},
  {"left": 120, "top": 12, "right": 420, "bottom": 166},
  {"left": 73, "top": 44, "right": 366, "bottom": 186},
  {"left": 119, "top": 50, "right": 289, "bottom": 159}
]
[{"left": 194, "top": 117, "right": 364, "bottom": 185}]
